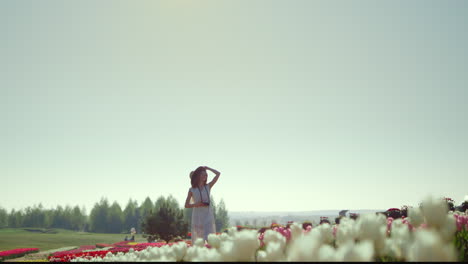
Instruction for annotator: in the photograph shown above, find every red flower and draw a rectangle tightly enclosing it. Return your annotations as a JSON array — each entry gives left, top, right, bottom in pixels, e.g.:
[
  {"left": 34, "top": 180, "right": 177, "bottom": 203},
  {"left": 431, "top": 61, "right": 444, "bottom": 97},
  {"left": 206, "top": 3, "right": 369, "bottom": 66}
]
[{"left": 0, "top": 248, "right": 39, "bottom": 261}]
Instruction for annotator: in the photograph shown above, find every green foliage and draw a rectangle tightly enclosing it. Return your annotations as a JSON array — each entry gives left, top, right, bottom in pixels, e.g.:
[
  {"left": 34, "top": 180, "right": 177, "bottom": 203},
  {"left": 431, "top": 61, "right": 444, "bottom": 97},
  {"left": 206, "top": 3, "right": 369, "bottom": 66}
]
[
  {"left": 215, "top": 199, "right": 230, "bottom": 232},
  {"left": 50, "top": 205, "right": 71, "bottom": 229},
  {"left": 123, "top": 199, "right": 139, "bottom": 232},
  {"left": 2, "top": 194, "right": 230, "bottom": 237},
  {"left": 454, "top": 229, "right": 468, "bottom": 262},
  {"left": 183, "top": 208, "right": 192, "bottom": 227},
  {"left": 139, "top": 197, "right": 154, "bottom": 229},
  {"left": 8, "top": 209, "right": 24, "bottom": 228},
  {"left": 141, "top": 196, "right": 188, "bottom": 243},
  {"left": 70, "top": 206, "right": 86, "bottom": 231},
  {"left": 89, "top": 198, "right": 110, "bottom": 233},
  {"left": 154, "top": 196, "right": 165, "bottom": 214},
  {"left": 0, "top": 207, "right": 8, "bottom": 228},
  {"left": 107, "top": 202, "right": 124, "bottom": 233},
  {"left": 88, "top": 199, "right": 126, "bottom": 234}
]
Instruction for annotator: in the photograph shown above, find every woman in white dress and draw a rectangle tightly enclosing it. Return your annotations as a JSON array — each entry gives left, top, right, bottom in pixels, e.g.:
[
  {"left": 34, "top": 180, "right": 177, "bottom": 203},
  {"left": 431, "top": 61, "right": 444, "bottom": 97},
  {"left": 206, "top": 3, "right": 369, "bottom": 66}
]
[{"left": 184, "top": 166, "right": 221, "bottom": 244}]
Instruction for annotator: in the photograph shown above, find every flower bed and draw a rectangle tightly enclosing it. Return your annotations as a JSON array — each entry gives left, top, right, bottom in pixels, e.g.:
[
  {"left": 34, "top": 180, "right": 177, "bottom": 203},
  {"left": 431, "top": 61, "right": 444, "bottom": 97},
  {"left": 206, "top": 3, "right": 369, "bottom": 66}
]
[
  {"left": 49, "top": 245, "right": 96, "bottom": 259},
  {"left": 95, "top": 243, "right": 113, "bottom": 248},
  {"left": 47, "top": 241, "right": 186, "bottom": 262},
  {"left": 48, "top": 196, "right": 468, "bottom": 262},
  {"left": 0, "top": 248, "right": 39, "bottom": 261},
  {"left": 40, "top": 246, "right": 78, "bottom": 256}
]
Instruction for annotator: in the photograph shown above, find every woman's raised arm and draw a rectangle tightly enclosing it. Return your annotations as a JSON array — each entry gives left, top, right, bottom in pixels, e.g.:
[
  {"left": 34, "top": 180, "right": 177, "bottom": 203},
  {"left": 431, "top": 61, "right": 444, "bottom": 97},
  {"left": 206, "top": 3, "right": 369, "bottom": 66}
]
[{"left": 205, "top": 166, "right": 221, "bottom": 189}]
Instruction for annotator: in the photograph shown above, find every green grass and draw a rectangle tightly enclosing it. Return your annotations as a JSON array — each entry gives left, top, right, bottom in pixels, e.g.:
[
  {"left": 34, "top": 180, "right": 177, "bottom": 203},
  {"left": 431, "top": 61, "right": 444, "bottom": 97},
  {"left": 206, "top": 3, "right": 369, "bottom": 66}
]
[{"left": 0, "top": 228, "right": 147, "bottom": 252}]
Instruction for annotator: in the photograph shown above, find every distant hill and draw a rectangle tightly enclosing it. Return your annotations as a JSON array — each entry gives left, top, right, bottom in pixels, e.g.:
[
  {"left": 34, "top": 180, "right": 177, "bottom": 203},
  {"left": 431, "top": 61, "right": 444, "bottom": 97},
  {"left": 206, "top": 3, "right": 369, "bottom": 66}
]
[{"left": 228, "top": 209, "right": 385, "bottom": 227}]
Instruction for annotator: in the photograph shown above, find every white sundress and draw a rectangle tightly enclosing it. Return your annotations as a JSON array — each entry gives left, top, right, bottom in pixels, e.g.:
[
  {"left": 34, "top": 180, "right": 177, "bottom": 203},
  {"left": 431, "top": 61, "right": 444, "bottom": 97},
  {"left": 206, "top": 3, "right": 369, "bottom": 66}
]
[{"left": 189, "top": 184, "right": 216, "bottom": 244}]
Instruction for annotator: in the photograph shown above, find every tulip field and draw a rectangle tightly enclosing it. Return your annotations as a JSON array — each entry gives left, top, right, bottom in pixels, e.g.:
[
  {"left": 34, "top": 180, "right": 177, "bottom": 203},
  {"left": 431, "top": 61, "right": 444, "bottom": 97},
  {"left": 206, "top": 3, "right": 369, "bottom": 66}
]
[{"left": 1, "top": 195, "right": 468, "bottom": 262}]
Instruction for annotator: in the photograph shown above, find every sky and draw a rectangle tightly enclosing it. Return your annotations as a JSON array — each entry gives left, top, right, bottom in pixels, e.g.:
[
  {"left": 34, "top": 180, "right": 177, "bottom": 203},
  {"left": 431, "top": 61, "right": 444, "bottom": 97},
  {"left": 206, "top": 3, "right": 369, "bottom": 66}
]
[{"left": 1, "top": 0, "right": 467, "bottom": 213}]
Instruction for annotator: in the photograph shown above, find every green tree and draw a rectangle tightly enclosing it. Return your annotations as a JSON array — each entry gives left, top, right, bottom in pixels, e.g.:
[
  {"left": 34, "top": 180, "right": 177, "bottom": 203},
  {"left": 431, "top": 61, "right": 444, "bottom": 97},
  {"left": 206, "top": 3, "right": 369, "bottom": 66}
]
[
  {"left": 183, "top": 208, "right": 192, "bottom": 228},
  {"left": 141, "top": 197, "right": 188, "bottom": 242},
  {"left": 216, "top": 199, "right": 229, "bottom": 231},
  {"left": 51, "top": 205, "right": 65, "bottom": 229},
  {"left": 9, "top": 209, "right": 24, "bottom": 228},
  {"left": 43, "top": 208, "right": 54, "bottom": 228},
  {"left": 139, "top": 197, "right": 154, "bottom": 229},
  {"left": 166, "top": 195, "right": 180, "bottom": 211},
  {"left": 70, "top": 205, "right": 86, "bottom": 231},
  {"left": 89, "top": 198, "right": 110, "bottom": 233},
  {"left": 22, "top": 206, "right": 34, "bottom": 227},
  {"left": 107, "top": 201, "right": 124, "bottom": 233},
  {"left": 123, "top": 199, "right": 139, "bottom": 233},
  {"left": 154, "top": 196, "right": 165, "bottom": 213},
  {"left": 62, "top": 205, "right": 73, "bottom": 230},
  {"left": 33, "top": 204, "right": 46, "bottom": 228},
  {"left": 210, "top": 195, "right": 217, "bottom": 225},
  {"left": 0, "top": 207, "right": 8, "bottom": 227}
]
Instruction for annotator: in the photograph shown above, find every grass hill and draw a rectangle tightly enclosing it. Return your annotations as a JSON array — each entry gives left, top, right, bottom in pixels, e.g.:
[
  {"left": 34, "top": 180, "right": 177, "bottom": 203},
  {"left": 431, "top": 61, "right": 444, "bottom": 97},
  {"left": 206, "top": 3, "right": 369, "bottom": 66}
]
[{"left": 0, "top": 228, "right": 145, "bottom": 252}]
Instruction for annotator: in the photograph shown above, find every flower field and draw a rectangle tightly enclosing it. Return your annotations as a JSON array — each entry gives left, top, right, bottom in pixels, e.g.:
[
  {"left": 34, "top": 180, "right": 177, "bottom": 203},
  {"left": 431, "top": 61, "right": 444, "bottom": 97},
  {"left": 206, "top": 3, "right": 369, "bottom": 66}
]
[
  {"left": 2, "top": 195, "right": 467, "bottom": 262},
  {"left": 0, "top": 248, "right": 39, "bottom": 262},
  {"left": 47, "top": 241, "right": 187, "bottom": 262}
]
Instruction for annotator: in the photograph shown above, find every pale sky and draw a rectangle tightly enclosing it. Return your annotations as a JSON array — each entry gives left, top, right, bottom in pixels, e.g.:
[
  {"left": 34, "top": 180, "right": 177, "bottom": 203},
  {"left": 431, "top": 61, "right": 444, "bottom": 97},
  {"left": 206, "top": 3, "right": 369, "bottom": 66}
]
[{"left": 1, "top": 0, "right": 467, "bottom": 213}]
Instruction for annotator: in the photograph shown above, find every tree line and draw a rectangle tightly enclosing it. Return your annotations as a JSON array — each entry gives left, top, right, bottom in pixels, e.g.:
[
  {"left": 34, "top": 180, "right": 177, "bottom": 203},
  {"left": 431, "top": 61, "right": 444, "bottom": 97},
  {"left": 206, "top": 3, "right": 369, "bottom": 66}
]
[{"left": 0, "top": 195, "right": 230, "bottom": 235}]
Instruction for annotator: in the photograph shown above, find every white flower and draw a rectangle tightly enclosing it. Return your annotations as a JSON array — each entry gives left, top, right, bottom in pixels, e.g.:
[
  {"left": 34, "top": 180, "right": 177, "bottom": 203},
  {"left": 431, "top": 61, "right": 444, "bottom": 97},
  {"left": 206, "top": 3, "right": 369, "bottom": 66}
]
[
  {"left": 257, "top": 241, "right": 287, "bottom": 262},
  {"left": 193, "top": 237, "right": 205, "bottom": 248},
  {"left": 219, "top": 232, "right": 230, "bottom": 242},
  {"left": 336, "top": 217, "right": 358, "bottom": 247},
  {"left": 263, "top": 229, "right": 286, "bottom": 246},
  {"left": 168, "top": 242, "right": 188, "bottom": 261},
  {"left": 335, "top": 240, "right": 374, "bottom": 262},
  {"left": 286, "top": 229, "right": 323, "bottom": 261},
  {"left": 207, "top": 233, "right": 221, "bottom": 249},
  {"left": 289, "top": 222, "right": 304, "bottom": 242},
  {"left": 383, "top": 238, "right": 400, "bottom": 260},
  {"left": 355, "top": 213, "right": 387, "bottom": 256},
  {"left": 408, "top": 207, "right": 424, "bottom": 227},
  {"left": 407, "top": 229, "right": 456, "bottom": 261},
  {"left": 257, "top": 230, "right": 287, "bottom": 262},
  {"left": 381, "top": 219, "right": 412, "bottom": 260},
  {"left": 227, "top": 226, "right": 237, "bottom": 236},
  {"left": 190, "top": 247, "right": 222, "bottom": 262},
  {"left": 421, "top": 195, "right": 448, "bottom": 229},
  {"left": 312, "top": 223, "right": 334, "bottom": 245},
  {"left": 218, "top": 229, "right": 260, "bottom": 262},
  {"left": 317, "top": 244, "right": 338, "bottom": 261},
  {"left": 439, "top": 214, "right": 457, "bottom": 242}
]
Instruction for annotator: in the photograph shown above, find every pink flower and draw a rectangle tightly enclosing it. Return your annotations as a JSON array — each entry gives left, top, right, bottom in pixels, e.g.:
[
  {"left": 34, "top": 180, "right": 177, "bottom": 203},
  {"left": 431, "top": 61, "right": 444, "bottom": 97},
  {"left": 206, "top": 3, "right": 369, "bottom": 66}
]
[
  {"left": 402, "top": 217, "right": 415, "bottom": 232},
  {"left": 454, "top": 214, "right": 468, "bottom": 231},
  {"left": 386, "top": 217, "right": 394, "bottom": 235}
]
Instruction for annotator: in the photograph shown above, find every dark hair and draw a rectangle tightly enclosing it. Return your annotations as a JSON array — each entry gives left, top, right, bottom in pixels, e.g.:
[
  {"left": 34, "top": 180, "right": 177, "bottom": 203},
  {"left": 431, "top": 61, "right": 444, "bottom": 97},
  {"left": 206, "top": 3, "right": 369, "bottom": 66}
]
[{"left": 190, "top": 166, "right": 207, "bottom": 188}]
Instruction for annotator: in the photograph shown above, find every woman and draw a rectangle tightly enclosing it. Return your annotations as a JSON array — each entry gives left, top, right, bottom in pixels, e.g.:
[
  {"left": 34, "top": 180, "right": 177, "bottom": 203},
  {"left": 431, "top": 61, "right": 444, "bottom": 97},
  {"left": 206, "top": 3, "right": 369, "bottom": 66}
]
[{"left": 184, "top": 166, "right": 221, "bottom": 244}]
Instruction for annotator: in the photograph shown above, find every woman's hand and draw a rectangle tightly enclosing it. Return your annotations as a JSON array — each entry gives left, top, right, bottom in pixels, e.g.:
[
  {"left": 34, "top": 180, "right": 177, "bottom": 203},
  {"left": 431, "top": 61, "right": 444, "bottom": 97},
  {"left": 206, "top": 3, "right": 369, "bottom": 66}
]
[
  {"left": 193, "top": 202, "right": 208, "bottom": 208},
  {"left": 204, "top": 166, "right": 220, "bottom": 174}
]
